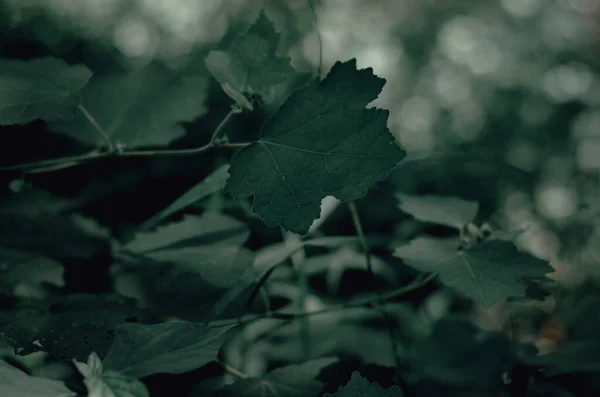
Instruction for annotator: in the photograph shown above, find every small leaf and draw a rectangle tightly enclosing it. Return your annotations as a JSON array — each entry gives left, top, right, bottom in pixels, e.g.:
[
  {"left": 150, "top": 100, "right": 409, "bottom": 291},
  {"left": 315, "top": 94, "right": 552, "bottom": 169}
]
[
  {"left": 214, "top": 358, "right": 337, "bottom": 397},
  {"left": 0, "top": 247, "right": 65, "bottom": 297},
  {"left": 142, "top": 164, "right": 230, "bottom": 228},
  {"left": 396, "top": 193, "right": 479, "bottom": 229},
  {"left": 0, "top": 359, "right": 75, "bottom": 397},
  {"left": 225, "top": 59, "right": 405, "bottom": 235},
  {"left": 103, "top": 321, "right": 236, "bottom": 378},
  {"left": 205, "top": 11, "right": 310, "bottom": 112},
  {"left": 394, "top": 237, "right": 552, "bottom": 307},
  {"left": 324, "top": 371, "right": 402, "bottom": 397},
  {"left": 0, "top": 57, "right": 92, "bottom": 125},
  {"left": 74, "top": 352, "right": 150, "bottom": 397},
  {"left": 49, "top": 63, "right": 207, "bottom": 148}
]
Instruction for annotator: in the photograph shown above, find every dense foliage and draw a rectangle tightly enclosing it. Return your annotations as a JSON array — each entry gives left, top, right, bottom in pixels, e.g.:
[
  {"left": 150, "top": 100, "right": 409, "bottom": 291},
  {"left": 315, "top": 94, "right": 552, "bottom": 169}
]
[{"left": 0, "top": 1, "right": 599, "bottom": 396}]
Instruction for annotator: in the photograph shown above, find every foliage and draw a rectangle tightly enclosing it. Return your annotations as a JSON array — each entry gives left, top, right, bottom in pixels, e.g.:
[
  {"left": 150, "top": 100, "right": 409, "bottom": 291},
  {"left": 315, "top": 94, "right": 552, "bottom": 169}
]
[{"left": 0, "top": 2, "right": 597, "bottom": 397}]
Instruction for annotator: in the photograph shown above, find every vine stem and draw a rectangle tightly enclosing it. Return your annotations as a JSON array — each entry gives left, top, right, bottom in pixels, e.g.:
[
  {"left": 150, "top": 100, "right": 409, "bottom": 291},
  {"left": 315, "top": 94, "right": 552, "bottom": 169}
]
[
  {"left": 78, "top": 104, "right": 114, "bottom": 152},
  {"left": 208, "top": 272, "right": 436, "bottom": 328},
  {"left": 217, "top": 358, "right": 250, "bottom": 379},
  {"left": 0, "top": 106, "right": 244, "bottom": 173},
  {"left": 348, "top": 201, "right": 372, "bottom": 277}
]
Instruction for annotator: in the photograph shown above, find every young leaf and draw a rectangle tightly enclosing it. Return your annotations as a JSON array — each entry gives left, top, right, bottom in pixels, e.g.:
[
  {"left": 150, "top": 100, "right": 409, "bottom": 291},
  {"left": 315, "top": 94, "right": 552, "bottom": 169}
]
[
  {"left": 324, "top": 371, "right": 403, "bottom": 397},
  {"left": 214, "top": 358, "right": 337, "bottom": 397},
  {"left": 0, "top": 57, "right": 92, "bottom": 125},
  {"left": 225, "top": 59, "right": 405, "bottom": 235},
  {"left": 0, "top": 359, "right": 75, "bottom": 397},
  {"left": 396, "top": 193, "right": 479, "bottom": 229},
  {"left": 205, "top": 11, "right": 309, "bottom": 112},
  {"left": 74, "top": 352, "right": 150, "bottom": 397},
  {"left": 49, "top": 63, "right": 207, "bottom": 148},
  {"left": 0, "top": 247, "right": 65, "bottom": 297},
  {"left": 142, "top": 164, "right": 230, "bottom": 228},
  {"left": 103, "top": 321, "right": 236, "bottom": 378},
  {"left": 394, "top": 237, "right": 552, "bottom": 307}
]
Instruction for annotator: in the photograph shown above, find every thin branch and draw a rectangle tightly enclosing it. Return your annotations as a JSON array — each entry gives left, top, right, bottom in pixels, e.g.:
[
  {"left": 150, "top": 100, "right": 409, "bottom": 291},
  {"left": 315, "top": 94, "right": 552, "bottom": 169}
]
[
  {"left": 78, "top": 104, "right": 114, "bottom": 152},
  {"left": 208, "top": 272, "right": 437, "bottom": 328},
  {"left": 348, "top": 202, "right": 373, "bottom": 277},
  {"left": 0, "top": 107, "right": 244, "bottom": 172},
  {"left": 307, "top": 0, "right": 323, "bottom": 78}
]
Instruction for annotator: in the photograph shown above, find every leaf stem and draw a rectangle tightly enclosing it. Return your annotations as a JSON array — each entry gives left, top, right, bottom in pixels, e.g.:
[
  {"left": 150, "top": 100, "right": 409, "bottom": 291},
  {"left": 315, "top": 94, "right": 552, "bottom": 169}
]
[
  {"left": 78, "top": 104, "right": 114, "bottom": 152},
  {"left": 348, "top": 201, "right": 372, "bottom": 277},
  {"left": 0, "top": 107, "right": 246, "bottom": 173}
]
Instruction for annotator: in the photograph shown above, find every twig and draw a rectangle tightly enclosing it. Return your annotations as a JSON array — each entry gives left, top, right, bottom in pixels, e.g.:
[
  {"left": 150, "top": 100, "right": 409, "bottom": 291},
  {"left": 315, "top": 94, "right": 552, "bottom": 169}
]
[
  {"left": 307, "top": 0, "right": 323, "bottom": 78},
  {"left": 78, "top": 104, "right": 114, "bottom": 152},
  {"left": 208, "top": 272, "right": 436, "bottom": 328},
  {"left": 348, "top": 202, "right": 373, "bottom": 277},
  {"left": 0, "top": 107, "right": 244, "bottom": 172}
]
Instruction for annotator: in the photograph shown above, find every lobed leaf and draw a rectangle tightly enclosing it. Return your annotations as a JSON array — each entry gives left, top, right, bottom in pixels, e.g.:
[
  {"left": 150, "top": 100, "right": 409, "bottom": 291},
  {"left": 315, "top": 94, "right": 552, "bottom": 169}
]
[{"left": 225, "top": 59, "right": 405, "bottom": 235}]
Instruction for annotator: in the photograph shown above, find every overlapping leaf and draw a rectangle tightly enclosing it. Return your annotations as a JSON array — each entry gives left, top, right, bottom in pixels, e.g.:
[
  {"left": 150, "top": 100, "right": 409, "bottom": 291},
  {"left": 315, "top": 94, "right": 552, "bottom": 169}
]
[
  {"left": 205, "top": 11, "right": 310, "bottom": 112},
  {"left": 225, "top": 59, "right": 405, "bottom": 234},
  {"left": 394, "top": 237, "right": 552, "bottom": 307},
  {"left": 396, "top": 193, "right": 479, "bottom": 229},
  {"left": 103, "top": 321, "right": 236, "bottom": 378},
  {"left": 49, "top": 63, "right": 207, "bottom": 148},
  {"left": 0, "top": 57, "right": 92, "bottom": 125}
]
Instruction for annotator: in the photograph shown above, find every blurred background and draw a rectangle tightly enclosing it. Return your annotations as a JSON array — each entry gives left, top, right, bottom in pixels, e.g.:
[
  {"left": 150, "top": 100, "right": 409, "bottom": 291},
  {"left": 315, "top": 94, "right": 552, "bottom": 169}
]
[{"left": 2, "top": 0, "right": 599, "bottom": 274}]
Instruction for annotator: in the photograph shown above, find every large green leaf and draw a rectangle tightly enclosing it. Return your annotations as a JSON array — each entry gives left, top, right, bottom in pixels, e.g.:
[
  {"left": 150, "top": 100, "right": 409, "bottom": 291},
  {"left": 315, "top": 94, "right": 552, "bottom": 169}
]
[
  {"left": 396, "top": 193, "right": 479, "bottom": 229},
  {"left": 0, "top": 57, "right": 92, "bottom": 125},
  {"left": 49, "top": 63, "right": 207, "bottom": 148},
  {"left": 225, "top": 59, "right": 405, "bottom": 235},
  {"left": 214, "top": 358, "right": 336, "bottom": 397},
  {"left": 0, "top": 359, "right": 75, "bottom": 397},
  {"left": 103, "top": 321, "right": 236, "bottom": 378},
  {"left": 324, "top": 372, "right": 402, "bottom": 397},
  {"left": 394, "top": 237, "right": 552, "bottom": 307},
  {"left": 205, "top": 11, "right": 309, "bottom": 112}
]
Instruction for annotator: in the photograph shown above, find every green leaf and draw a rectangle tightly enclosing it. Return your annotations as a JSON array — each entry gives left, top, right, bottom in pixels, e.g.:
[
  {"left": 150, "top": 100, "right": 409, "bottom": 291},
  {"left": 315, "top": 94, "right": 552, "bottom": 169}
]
[
  {"left": 396, "top": 193, "right": 479, "bottom": 229},
  {"left": 324, "top": 372, "right": 402, "bottom": 397},
  {"left": 49, "top": 63, "right": 207, "bottom": 148},
  {"left": 74, "top": 352, "right": 150, "bottom": 397},
  {"left": 0, "top": 359, "right": 75, "bottom": 397},
  {"left": 124, "top": 213, "right": 249, "bottom": 254},
  {"left": 205, "top": 11, "right": 309, "bottom": 112},
  {"left": 225, "top": 59, "right": 405, "bottom": 235},
  {"left": 394, "top": 237, "right": 552, "bottom": 307},
  {"left": 0, "top": 57, "right": 92, "bottom": 125},
  {"left": 214, "top": 358, "right": 337, "bottom": 397},
  {"left": 142, "top": 164, "right": 230, "bottom": 228},
  {"left": 103, "top": 321, "right": 236, "bottom": 378}
]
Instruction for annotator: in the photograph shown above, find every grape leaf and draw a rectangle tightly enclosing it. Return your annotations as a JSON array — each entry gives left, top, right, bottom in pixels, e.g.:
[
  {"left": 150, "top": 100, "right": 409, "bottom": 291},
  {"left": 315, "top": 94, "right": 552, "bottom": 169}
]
[
  {"left": 141, "top": 164, "right": 230, "bottom": 229},
  {"left": 225, "top": 59, "right": 405, "bottom": 235},
  {"left": 205, "top": 11, "right": 310, "bottom": 112},
  {"left": 0, "top": 359, "right": 75, "bottom": 397},
  {"left": 74, "top": 352, "right": 149, "bottom": 397},
  {"left": 396, "top": 193, "right": 479, "bottom": 229},
  {"left": 214, "top": 358, "right": 337, "bottom": 397},
  {"left": 393, "top": 237, "right": 552, "bottom": 307},
  {"left": 103, "top": 321, "right": 236, "bottom": 378},
  {"left": 49, "top": 63, "right": 207, "bottom": 148},
  {"left": 324, "top": 371, "right": 402, "bottom": 397},
  {"left": 0, "top": 57, "right": 92, "bottom": 125}
]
